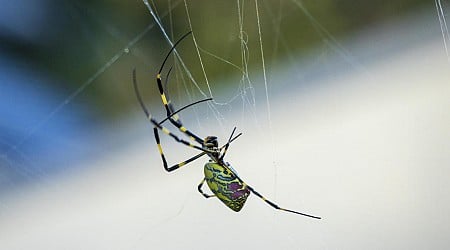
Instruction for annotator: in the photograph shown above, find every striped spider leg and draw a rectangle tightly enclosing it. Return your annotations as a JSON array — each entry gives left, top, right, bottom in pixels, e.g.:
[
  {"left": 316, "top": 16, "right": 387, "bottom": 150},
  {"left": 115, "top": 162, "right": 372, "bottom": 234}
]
[{"left": 133, "top": 31, "right": 321, "bottom": 219}]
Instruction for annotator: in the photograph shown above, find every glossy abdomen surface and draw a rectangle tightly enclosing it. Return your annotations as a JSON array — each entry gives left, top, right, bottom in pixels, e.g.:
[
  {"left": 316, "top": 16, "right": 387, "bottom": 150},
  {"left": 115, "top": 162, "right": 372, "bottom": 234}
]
[{"left": 204, "top": 162, "right": 250, "bottom": 212}]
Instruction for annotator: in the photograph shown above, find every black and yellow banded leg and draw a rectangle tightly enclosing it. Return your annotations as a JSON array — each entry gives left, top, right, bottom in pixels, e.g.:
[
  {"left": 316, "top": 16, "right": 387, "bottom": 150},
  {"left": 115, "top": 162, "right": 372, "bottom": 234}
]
[
  {"left": 163, "top": 68, "right": 182, "bottom": 124},
  {"left": 246, "top": 185, "right": 321, "bottom": 219},
  {"left": 154, "top": 126, "right": 207, "bottom": 172},
  {"left": 198, "top": 178, "right": 216, "bottom": 198},
  {"left": 153, "top": 127, "right": 169, "bottom": 168},
  {"left": 156, "top": 73, "right": 184, "bottom": 127},
  {"left": 156, "top": 73, "right": 204, "bottom": 144},
  {"left": 149, "top": 114, "right": 210, "bottom": 153},
  {"left": 161, "top": 67, "right": 182, "bottom": 123},
  {"left": 134, "top": 68, "right": 211, "bottom": 156}
]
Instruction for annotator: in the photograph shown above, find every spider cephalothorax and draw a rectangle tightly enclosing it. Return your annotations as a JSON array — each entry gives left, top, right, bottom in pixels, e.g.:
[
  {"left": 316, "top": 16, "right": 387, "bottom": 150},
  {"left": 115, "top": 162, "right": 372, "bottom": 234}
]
[
  {"left": 203, "top": 136, "right": 220, "bottom": 159},
  {"left": 132, "top": 31, "right": 320, "bottom": 219}
]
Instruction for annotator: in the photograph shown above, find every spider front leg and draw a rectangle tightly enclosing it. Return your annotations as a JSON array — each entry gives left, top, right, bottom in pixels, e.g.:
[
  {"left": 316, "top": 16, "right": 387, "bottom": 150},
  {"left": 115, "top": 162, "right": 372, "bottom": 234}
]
[
  {"left": 153, "top": 98, "right": 213, "bottom": 172},
  {"left": 153, "top": 127, "right": 208, "bottom": 172},
  {"left": 156, "top": 75, "right": 204, "bottom": 144},
  {"left": 134, "top": 68, "right": 212, "bottom": 170},
  {"left": 160, "top": 67, "right": 182, "bottom": 124},
  {"left": 155, "top": 32, "right": 204, "bottom": 145}
]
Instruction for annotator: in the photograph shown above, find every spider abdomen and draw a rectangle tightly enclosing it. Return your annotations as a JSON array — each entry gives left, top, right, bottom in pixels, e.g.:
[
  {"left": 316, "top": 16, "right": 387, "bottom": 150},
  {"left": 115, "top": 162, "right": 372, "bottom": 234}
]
[{"left": 204, "top": 162, "right": 250, "bottom": 212}]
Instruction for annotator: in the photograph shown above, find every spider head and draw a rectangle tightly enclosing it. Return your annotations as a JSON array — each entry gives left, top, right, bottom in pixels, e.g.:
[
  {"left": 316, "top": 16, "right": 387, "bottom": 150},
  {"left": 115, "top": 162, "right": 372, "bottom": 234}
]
[
  {"left": 203, "top": 136, "right": 218, "bottom": 149},
  {"left": 203, "top": 136, "right": 220, "bottom": 159}
]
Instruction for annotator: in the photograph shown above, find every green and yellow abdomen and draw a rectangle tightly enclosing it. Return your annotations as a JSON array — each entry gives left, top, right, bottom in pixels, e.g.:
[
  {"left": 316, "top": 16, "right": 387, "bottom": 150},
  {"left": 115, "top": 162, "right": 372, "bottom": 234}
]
[{"left": 204, "top": 162, "right": 250, "bottom": 212}]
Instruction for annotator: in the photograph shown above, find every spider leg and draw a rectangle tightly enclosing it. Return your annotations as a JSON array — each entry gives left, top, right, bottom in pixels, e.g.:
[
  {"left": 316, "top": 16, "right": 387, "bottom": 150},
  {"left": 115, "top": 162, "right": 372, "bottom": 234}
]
[
  {"left": 161, "top": 67, "right": 181, "bottom": 123},
  {"left": 157, "top": 97, "right": 212, "bottom": 126},
  {"left": 134, "top": 68, "right": 214, "bottom": 172},
  {"left": 197, "top": 178, "right": 216, "bottom": 198},
  {"left": 220, "top": 127, "right": 242, "bottom": 161},
  {"left": 151, "top": 97, "right": 212, "bottom": 169},
  {"left": 157, "top": 72, "right": 204, "bottom": 144},
  {"left": 153, "top": 117, "right": 207, "bottom": 151},
  {"left": 133, "top": 69, "right": 212, "bottom": 155},
  {"left": 149, "top": 32, "right": 212, "bottom": 170},
  {"left": 156, "top": 31, "right": 205, "bottom": 145},
  {"left": 155, "top": 127, "right": 207, "bottom": 172},
  {"left": 152, "top": 97, "right": 212, "bottom": 170},
  {"left": 246, "top": 185, "right": 321, "bottom": 219}
]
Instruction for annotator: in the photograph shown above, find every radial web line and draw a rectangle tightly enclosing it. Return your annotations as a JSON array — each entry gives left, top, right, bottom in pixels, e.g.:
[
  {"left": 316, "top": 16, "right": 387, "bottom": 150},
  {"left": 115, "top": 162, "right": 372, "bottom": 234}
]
[
  {"left": 182, "top": 0, "right": 213, "bottom": 99},
  {"left": 236, "top": 0, "right": 257, "bottom": 119},
  {"left": 182, "top": 0, "right": 225, "bottom": 127},
  {"left": 435, "top": 0, "right": 450, "bottom": 62},
  {"left": 255, "top": 0, "right": 279, "bottom": 199},
  {"left": 7, "top": 16, "right": 166, "bottom": 154},
  {"left": 142, "top": 0, "right": 226, "bottom": 127}
]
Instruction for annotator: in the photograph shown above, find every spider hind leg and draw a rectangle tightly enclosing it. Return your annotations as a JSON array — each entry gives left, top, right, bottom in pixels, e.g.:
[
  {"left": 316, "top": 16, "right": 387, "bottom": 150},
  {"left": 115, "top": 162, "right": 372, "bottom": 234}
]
[{"left": 246, "top": 185, "right": 321, "bottom": 219}]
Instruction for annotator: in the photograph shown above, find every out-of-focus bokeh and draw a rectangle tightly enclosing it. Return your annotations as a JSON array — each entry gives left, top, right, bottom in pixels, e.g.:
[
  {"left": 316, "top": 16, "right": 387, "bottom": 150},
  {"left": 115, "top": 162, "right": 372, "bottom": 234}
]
[
  {"left": 2, "top": 0, "right": 430, "bottom": 114},
  {"left": 1, "top": 0, "right": 449, "bottom": 249},
  {"left": 0, "top": 0, "right": 430, "bottom": 186}
]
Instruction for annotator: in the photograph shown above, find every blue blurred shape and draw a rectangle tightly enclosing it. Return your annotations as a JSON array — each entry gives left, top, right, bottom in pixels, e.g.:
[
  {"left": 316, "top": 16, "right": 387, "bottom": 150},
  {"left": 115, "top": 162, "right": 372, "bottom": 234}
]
[
  {"left": 0, "top": 55, "right": 95, "bottom": 192},
  {"left": 0, "top": 0, "right": 98, "bottom": 193}
]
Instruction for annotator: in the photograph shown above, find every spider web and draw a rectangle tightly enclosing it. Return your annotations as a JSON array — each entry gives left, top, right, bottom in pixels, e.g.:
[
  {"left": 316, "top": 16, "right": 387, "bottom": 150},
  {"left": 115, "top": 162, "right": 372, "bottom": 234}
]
[
  {"left": 0, "top": 0, "right": 342, "bottom": 223},
  {"left": 1, "top": 0, "right": 447, "bottom": 249},
  {"left": 1, "top": 0, "right": 438, "bottom": 202},
  {"left": 436, "top": 0, "right": 450, "bottom": 62}
]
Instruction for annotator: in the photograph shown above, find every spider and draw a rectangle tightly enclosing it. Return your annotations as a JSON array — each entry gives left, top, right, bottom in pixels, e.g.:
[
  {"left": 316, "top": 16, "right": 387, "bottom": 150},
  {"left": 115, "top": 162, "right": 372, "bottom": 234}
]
[{"left": 132, "top": 31, "right": 320, "bottom": 219}]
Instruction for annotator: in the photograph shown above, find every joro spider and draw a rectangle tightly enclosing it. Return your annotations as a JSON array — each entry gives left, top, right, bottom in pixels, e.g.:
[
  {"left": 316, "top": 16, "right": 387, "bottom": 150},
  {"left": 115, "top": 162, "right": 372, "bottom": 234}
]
[{"left": 133, "top": 31, "right": 320, "bottom": 219}]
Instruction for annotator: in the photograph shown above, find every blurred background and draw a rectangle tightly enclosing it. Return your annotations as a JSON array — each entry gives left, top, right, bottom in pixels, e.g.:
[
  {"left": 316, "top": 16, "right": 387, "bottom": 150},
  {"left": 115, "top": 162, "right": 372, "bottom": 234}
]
[{"left": 1, "top": 0, "right": 449, "bottom": 249}]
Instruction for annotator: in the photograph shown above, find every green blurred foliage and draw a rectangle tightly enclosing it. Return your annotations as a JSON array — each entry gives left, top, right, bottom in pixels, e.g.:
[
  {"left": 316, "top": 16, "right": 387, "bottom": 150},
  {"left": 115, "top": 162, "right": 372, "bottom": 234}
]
[{"left": 26, "top": 0, "right": 429, "bottom": 120}]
